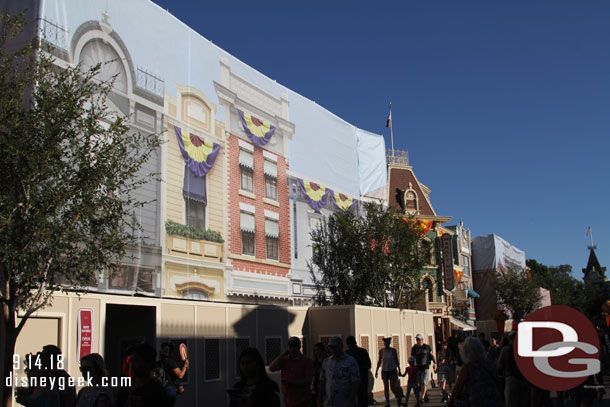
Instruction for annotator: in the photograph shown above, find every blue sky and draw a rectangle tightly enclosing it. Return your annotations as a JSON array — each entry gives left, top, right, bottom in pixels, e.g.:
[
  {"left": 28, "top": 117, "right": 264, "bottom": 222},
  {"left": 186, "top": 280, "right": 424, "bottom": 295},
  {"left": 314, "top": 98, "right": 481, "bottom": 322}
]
[{"left": 151, "top": 0, "right": 609, "bottom": 277}]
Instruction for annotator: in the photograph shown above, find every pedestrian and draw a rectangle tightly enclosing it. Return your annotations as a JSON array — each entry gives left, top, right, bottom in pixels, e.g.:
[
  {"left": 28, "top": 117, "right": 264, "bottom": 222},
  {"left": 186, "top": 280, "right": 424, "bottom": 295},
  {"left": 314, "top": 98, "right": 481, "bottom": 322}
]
[
  {"left": 122, "top": 344, "right": 170, "bottom": 407},
  {"left": 436, "top": 342, "right": 452, "bottom": 402},
  {"left": 410, "top": 333, "right": 436, "bottom": 404},
  {"left": 318, "top": 336, "right": 360, "bottom": 407},
  {"left": 375, "top": 337, "right": 403, "bottom": 407},
  {"left": 76, "top": 353, "right": 116, "bottom": 407},
  {"left": 400, "top": 356, "right": 421, "bottom": 407},
  {"left": 157, "top": 342, "right": 188, "bottom": 407},
  {"left": 43, "top": 345, "right": 77, "bottom": 407},
  {"left": 487, "top": 337, "right": 500, "bottom": 363},
  {"left": 229, "top": 347, "right": 280, "bottom": 407},
  {"left": 345, "top": 336, "right": 372, "bottom": 407},
  {"left": 497, "top": 331, "right": 528, "bottom": 407},
  {"left": 447, "top": 337, "right": 503, "bottom": 407},
  {"left": 15, "top": 351, "right": 61, "bottom": 407},
  {"left": 312, "top": 342, "right": 328, "bottom": 406},
  {"left": 269, "top": 336, "right": 314, "bottom": 407}
]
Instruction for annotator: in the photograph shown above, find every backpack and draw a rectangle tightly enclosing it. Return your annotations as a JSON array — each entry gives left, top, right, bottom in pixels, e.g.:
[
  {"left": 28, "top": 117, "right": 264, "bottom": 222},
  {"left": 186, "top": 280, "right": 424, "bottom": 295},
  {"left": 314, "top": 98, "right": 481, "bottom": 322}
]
[{"left": 153, "top": 366, "right": 170, "bottom": 387}]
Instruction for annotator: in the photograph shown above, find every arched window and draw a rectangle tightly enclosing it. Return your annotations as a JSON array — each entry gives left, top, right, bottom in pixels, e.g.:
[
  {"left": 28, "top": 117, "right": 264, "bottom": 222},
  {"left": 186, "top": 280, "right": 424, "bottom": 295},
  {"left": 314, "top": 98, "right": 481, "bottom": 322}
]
[
  {"left": 181, "top": 289, "right": 209, "bottom": 300},
  {"left": 422, "top": 278, "right": 434, "bottom": 303}
]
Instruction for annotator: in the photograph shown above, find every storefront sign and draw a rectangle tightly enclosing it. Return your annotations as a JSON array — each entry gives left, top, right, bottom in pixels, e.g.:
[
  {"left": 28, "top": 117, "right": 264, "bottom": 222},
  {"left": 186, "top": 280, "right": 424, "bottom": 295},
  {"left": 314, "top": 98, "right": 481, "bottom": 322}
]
[
  {"left": 442, "top": 234, "right": 455, "bottom": 290},
  {"left": 77, "top": 308, "right": 94, "bottom": 361}
]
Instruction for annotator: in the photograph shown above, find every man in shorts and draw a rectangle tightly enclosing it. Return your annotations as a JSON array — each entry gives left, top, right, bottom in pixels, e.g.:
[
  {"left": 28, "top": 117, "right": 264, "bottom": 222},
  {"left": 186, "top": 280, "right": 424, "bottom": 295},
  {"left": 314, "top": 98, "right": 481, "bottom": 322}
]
[{"left": 410, "top": 333, "right": 436, "bottom": 403}]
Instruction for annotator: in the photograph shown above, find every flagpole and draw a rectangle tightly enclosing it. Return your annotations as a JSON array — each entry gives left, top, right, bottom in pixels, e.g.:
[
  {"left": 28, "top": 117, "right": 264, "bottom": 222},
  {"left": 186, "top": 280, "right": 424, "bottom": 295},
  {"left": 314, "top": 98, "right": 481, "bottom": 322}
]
[{"left": 389, "top": 102, "right": 394, "bottom": 156}]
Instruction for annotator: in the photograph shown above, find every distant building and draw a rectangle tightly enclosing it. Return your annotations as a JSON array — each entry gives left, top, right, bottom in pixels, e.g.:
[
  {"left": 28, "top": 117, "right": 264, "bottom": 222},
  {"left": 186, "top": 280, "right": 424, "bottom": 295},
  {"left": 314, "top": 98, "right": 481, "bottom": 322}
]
[
  {"left": 445, "top": 222, "right": 478, "bottom": 332},
  {"left": 471, "top": 234, "right": 526, "bottom": 335}
]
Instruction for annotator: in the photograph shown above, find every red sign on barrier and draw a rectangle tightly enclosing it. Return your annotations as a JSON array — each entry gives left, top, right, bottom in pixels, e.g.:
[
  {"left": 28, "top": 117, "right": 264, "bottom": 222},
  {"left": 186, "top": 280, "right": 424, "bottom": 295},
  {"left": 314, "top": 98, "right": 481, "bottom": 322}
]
[{"left": 77, "top": 308, "right": 94, "bottom": 361}]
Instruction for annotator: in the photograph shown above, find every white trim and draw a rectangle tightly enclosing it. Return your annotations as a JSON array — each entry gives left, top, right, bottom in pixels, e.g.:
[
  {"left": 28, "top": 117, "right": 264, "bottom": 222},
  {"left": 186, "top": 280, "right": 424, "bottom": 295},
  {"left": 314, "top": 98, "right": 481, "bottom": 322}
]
[
  {"left": 264, "top": 209, "right": 279, "bottom": 220},
  {"left": 239, "top": 202, "right": 255, "bottom": 213},
  {"left": 238, "top": 139, "right": 254, "bottom": 152},
  {"left": 263, "top": 150, "right": 278, "bottom": 162}
]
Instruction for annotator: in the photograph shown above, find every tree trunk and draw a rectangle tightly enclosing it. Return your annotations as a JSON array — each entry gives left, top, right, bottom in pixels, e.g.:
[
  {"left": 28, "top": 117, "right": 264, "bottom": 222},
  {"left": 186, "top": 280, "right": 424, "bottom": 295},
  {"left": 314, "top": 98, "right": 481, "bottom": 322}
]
[{"left": 1, "top": 311, "right": 16, "bottom": 407}]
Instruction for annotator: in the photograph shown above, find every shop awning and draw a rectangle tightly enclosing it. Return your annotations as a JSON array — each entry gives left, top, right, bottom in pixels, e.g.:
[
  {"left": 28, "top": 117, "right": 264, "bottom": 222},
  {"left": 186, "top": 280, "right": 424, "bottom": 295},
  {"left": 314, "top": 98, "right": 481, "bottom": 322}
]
[
  {"left": 450, "top": 317, "right": 476, "bottom": 331},
  {"left": 467, "top": 288, "right": 480, "bottom": 298}
]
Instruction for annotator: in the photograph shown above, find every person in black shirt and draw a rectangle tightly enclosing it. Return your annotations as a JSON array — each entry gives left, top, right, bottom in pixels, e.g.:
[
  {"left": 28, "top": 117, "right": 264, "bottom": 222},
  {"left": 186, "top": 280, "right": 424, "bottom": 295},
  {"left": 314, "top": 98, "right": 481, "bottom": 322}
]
[
  {"left": 346, "top": 336, "right": 372, "bottom": 407},
  {"left": 158, "top": 342, "right": 189, "bottom": 407}
]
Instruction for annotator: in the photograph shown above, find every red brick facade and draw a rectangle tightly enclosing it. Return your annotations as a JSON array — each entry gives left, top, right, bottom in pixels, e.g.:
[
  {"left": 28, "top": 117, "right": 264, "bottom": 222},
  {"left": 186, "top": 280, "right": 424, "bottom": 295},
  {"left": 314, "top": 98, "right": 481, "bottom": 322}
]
[
  {"left": 388, "top": 166, "right": 435, "bottom": 216},
  {"left": 227, "top": 134, "right": 291, "bottom": 277}
]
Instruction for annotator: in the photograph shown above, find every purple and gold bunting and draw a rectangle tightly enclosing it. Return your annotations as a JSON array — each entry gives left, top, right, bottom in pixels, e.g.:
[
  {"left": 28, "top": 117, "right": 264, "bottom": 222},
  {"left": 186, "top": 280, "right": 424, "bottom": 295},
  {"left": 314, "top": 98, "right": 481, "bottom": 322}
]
[
  {"left": 175, "top": 126, "right": 220, "bottom": 177},
  {"left": 298, "top": 179, "right": 331, "bottom": 212},
  {"left": 331, "top": 191, "right": 356, "bottom": 212},
  {"left": 238, "top": 109, "right": 276, "bottom": 147}
]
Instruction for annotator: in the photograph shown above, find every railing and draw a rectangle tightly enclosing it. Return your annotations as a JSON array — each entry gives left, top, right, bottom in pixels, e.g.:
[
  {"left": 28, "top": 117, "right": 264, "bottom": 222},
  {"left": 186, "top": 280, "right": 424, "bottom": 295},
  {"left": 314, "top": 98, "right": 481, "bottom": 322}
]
[
  {"left": 386, "top": 149, "right": 409, "bottom": 166},
  {"left": 38, "top": 18, "right": 69, "bottom": 50},
  {"left": 136, "top": 67, "right": 164, "bottom": 97}
]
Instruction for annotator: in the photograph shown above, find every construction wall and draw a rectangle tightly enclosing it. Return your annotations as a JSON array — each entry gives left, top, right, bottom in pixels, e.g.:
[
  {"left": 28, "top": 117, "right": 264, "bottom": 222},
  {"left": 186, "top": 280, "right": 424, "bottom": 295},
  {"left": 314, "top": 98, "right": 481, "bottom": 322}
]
[{"left": 12, "top": 295, "right": 434, "bottom": 405}]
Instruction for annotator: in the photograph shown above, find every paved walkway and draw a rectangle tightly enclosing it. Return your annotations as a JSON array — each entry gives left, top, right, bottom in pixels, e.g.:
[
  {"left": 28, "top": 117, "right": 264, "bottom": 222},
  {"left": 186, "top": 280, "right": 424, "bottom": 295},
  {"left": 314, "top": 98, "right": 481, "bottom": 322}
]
[{"left": 371, "top": 380, "right": 610, "bottom": 406}]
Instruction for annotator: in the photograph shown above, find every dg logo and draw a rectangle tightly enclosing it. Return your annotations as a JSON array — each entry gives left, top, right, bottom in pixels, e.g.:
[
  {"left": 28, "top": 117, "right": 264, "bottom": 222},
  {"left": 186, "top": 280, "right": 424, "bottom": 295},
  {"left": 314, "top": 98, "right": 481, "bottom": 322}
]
[{"left": 515, "top": 305, "right": 600, "bottom": 391}]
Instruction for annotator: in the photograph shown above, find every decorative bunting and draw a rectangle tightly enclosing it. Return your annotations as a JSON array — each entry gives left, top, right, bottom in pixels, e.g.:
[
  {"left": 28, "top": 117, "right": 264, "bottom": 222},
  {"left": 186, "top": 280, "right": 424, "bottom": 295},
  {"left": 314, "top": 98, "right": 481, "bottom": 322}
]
[
  {"left": 331, "top": 191, "right": 357, "bottom": 212},
  {"left": 238, "top": 109, "right": 276, "bottom": 147},
  {"left": 402, "top": 218, "right": 434, "bottom": 236},
  {"left": 175, "top": 126, "right": 220, "bottom": 177},
  {"left": 298, "top": 179, "right": 331, "bottom": 212}
]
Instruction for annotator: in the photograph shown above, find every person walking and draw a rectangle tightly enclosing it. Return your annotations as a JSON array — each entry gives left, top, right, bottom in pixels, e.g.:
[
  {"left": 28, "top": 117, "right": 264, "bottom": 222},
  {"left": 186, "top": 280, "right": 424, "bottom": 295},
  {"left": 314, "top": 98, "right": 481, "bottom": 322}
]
[
  {"left": 436, "top": 342, "right": 452, "bottom": 402},
  {"left": 318, "top": 336, "right": 360, "bottom": 407},
  {"left": 410, "top": 334, "right": 436, "bottom": 404},
  {"left": 312, "top": 343, "right": 328, "bottom": 406},
  {"left": 229, "top": 347, "right": 280, "bottom": 407},
  {"left": 400, "top": 357, "right": 421, "bottom": 407},
  {"left": 123, "top": 344, "right": 170, "bottom": 407},
  {"left": 497, "top": 331, "right": 528, "bottom": 407},
  {"left": 487, "top": 337, "right": 501, "bottom": 363},
  {"left": 269, "top": 337, "right": 314, "bottom": 407},
  {"left": 345, "top": 336, "right": 371, "bottom": 407},
  {"left": 447, "top": 337, "right": 503, "bottom": 407},
  {"left": 76, "top": 353, "right": 116, "bottom": 407},
  {"left": 375, "top": 337, "right": 403, "bottom": 407}
]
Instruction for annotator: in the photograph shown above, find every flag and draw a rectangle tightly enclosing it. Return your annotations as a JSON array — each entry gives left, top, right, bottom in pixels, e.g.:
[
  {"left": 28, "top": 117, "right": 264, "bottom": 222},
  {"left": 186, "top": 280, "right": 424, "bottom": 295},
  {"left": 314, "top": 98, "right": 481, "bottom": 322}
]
[
  {"left": 386, "top": 110, "right": 392, "bottom": 128},
  {"left": 587, "top": 226, "right": 591, "bottom": 236}
]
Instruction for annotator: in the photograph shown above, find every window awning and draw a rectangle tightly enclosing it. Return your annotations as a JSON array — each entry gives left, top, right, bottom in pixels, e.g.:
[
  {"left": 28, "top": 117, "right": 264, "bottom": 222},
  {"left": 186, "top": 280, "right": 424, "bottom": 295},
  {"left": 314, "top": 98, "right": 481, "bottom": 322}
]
[
  {"left": 264, "top": 160, "right": 277, "bottom": 179},
  {"left": 239, "top": 149, "right": 253, "bottom": 169},
  {"left": 449, "top": 317, "right": 476, "bottom": 331},
  {"left": 265, "top": 219, "right": 279, "bottom": 238},
  {"left": 240, "top": 212, "right": 255, "bottom": 233},
  {"left": 467, "top": 288, "right": 480, "bottom": 298}
]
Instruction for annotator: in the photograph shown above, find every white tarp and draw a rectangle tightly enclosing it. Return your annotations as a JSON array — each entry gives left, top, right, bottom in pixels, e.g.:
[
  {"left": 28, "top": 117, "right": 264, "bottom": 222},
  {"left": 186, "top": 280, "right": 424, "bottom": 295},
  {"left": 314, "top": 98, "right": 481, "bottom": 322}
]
[
  {"left": 471, "top": 234, "right": 526, "bottom": 272},
  {"left": 36, "top": 0, "right": 387, "bottom": 198}
]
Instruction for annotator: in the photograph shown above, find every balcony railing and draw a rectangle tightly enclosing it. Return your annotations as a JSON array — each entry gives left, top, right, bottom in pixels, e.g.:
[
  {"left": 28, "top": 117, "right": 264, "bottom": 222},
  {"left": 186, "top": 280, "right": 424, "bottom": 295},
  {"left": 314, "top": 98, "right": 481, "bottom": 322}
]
[
  {"left": 136, "top": 67, "right": 164, "bottom": 97},
  {"left": 38, "top": 18, "right": 69, "bottom": 50},
  {"left": 386, "top": 149, "right": 409, "bottom": 166}
]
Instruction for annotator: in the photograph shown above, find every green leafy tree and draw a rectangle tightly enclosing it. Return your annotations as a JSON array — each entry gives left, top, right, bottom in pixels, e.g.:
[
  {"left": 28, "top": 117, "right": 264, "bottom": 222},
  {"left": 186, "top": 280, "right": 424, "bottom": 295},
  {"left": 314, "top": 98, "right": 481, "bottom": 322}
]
[
  {"left": 526, "top": 259, "right": 584, "bottom": 310},
  {"left": 0, "top": 14, "right": 160, "bottom": 405},
  {"left": 309, "top": 202, "right": 429, "bottom": 308},
  {"left": 491, "top": 262, "right": 542, "bottom": 321}
]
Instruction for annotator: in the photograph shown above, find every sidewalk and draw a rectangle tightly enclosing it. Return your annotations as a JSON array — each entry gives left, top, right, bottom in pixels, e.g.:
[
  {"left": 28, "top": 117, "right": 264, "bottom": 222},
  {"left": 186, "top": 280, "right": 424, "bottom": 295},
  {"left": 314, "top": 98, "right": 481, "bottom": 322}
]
[
  {"left": 372, "top": 385, "right": 449, "bottom": 407},
  {"left": 372, "top": 380, "right": 610, "bottom": 406}
]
